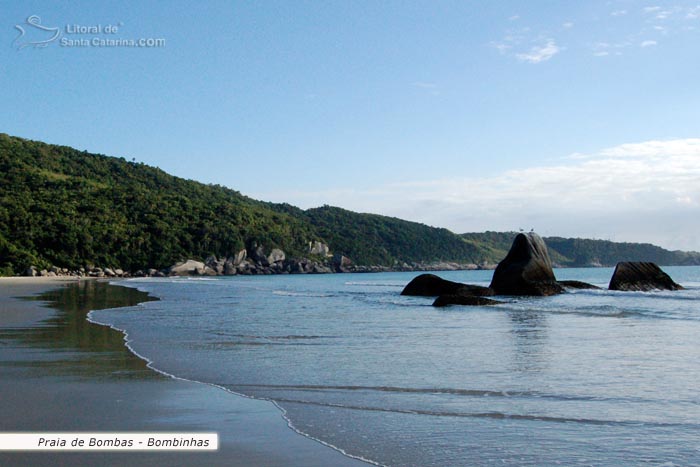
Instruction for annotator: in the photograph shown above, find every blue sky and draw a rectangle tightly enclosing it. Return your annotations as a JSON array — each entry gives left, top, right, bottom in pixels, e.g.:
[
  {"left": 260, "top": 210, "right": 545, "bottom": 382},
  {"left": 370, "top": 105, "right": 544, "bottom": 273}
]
[{"left": 2, "top": 1, "right": 699, "bottom": 250}]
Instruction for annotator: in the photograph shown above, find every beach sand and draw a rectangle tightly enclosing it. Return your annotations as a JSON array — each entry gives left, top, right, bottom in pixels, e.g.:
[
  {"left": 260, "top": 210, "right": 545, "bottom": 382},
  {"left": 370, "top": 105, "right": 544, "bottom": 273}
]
[{"left": 0, "top": 278, "right": 368, "bottom": 467}]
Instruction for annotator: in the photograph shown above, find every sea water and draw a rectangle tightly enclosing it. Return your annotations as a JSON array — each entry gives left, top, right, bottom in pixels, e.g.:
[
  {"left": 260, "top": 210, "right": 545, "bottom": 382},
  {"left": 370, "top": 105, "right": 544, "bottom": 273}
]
[{"left": 92, "top": 267, "right": 700, "bottom": 466}]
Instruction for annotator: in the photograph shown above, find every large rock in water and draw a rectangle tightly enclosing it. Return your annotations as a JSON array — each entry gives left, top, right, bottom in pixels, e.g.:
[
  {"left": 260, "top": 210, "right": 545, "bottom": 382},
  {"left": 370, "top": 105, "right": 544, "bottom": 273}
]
[
  {"left": 401, "top": 273, "right": 494, "bottom": 297},
  {"left": 609, "top": 262, "right": 683, "bottom": 291},
  {"left": 433, "top": 292, "right": 502, "bottom": 307},
  {"left": 489, "top": 233, "right": 564, "bottom": 296}
]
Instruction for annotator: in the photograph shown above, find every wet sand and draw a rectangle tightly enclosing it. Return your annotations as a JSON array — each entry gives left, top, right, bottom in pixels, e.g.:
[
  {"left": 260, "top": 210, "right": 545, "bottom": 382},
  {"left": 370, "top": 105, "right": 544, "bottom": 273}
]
[{"left": 0, "top": 278, "right": 368, "bottom": 467}]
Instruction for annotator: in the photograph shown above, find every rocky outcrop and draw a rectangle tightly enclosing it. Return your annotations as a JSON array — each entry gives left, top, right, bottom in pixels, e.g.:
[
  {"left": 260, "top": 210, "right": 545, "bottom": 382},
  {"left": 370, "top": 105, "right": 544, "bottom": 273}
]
[
  {"left": 433, "top": 293, "right": 502, "bottom": 307},
  {"left": 401, "top": 273, "right": 494, "bottom": 297},
  {"left": 558, "top": 280, "right": 600, "bottom": 290},
  {"left": 332, "top": 254, "right": 353, "bottom": 273},
  {"left": 309, "top": 241, "right": 331, "bottom": 256},
  {"left": 489, "top": 233, "right": 564, "bottom": 296},
  {"left": 267, "top": 249, "right": 286, "bottom": 265},
  {"left": 169, "top": 259, "right": 205, "bottom": 276},
  {"left": 608, "top": 262, "right": 683, "bottom": 291}
]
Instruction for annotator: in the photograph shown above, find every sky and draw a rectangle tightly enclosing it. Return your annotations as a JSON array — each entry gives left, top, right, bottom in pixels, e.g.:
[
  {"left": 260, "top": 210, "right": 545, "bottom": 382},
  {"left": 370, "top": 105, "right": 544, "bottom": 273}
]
[{"left": 1, "top": 1, "right": 699, "bottom": 251}]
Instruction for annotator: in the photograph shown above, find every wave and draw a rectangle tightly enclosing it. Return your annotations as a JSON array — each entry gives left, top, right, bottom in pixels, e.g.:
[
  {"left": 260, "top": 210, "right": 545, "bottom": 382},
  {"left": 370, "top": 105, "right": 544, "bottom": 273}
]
[
  {"left": 230, "top": 383, "right": 700, "bottom": 405},
  {"left": 263, "top": 396, "right": 699, "bottom": 428},
  {"left": 86, "top": 289, "right": 383, "bottom": 467},
  {"left": 344, "top": 282, "right": 405, "bottom": 287},
  {"left": 272, "top": 290, "right": 334, "bottom": 298}
]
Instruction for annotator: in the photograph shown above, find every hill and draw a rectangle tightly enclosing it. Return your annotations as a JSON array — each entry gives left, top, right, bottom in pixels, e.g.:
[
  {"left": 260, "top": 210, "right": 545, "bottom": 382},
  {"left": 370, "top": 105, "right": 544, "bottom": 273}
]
[
  {"left": 1, "top": 133, "right": 698, "bottom": 275},
  {"left": 461, "top": 232, "right": 700, "bottom": 267}
]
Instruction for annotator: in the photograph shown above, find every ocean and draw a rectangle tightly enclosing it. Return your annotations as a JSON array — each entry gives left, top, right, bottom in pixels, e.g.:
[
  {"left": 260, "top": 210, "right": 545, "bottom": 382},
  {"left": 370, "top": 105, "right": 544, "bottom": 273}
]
[{"left": 91, "top": 267, "right": 700, "bottom": 466}]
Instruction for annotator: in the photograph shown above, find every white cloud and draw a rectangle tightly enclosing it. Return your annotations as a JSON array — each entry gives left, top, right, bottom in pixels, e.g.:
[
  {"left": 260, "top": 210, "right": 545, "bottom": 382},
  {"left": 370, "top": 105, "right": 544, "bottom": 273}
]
[
  {"left": 252, "top": 139, "right": 700, "bottom": 251},
  {"left": 640, "top": 40, "right": 658, "bottom": 47},
  {"left": 515, "top": 40, "right": 560, "bottom": 63},
  {"left": 562, "top": 22, "right": 574, "bottom": 29},
  {"left": 611, "top": 10, "right": 628, "bottom": 17}
]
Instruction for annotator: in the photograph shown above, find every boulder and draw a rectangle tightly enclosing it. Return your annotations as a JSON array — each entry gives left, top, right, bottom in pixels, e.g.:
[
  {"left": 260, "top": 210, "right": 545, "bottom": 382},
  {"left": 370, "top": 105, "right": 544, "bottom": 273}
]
[
  {"left": 309, "top": 241, "right": 330, "bottom": 256},
  {"left": 169, "top": 259, "right": 205, "bottom": 276},
  {"left": 608, "top": 262, "right": 683, "bottom": 291},
  {"left": 401, "top": 273, "right": 494, "bottom": 297},
  {"left": 331, "top": 254, "right": 353, "bottom": 273},
  {"left": 433, "top": 293, "right": 503, "bottom": 307},
  {"left": 489, "top": 233, "right": 564, "bottom": 296},
  {"left": 223, "top": 260, "right": 237, "bottom": 275},
  {"left": 205, "top": 256, "right": 225, "bottom": 274},
  {"left": 24, "top": 266, "right": 37, "bottom": 277},
  {"left": 249, "top": 245, "right": 269, "bottom": 266},
  {"left": 558, "top": 280, "right": 600, "bottom": 290},
  {"left": 231, "top": 249, "right": 247, "bottom": 266},
  {"left": 103, "top": 268, "right": 116, "bottom": 277},
  {"left": 267, "top": 248, "right": 286, "bottom": 264}
]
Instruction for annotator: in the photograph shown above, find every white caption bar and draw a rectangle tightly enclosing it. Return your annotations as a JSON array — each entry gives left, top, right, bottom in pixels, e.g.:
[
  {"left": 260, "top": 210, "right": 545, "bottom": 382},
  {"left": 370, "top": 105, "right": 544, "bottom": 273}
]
[{"left": 0, "top": 433, "right": 218, "bottom": 451}]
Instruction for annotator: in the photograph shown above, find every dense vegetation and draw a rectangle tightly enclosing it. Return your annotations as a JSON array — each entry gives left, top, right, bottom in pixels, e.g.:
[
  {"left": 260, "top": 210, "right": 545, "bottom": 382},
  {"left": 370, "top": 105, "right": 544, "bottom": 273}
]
[
  {"left": 1, "top": 133, "right": 698, "bottom": 275},
  {"left": 461, "top": 232, "right": 700, "bottom": 267}
]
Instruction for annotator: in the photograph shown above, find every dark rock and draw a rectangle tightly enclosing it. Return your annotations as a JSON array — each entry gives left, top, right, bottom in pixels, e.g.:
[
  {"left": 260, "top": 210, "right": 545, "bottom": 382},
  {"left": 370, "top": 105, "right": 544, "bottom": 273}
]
[
  {"left": 24, "top": 266, "right": 37, "bottom": 277},
  {"left": 558, "top": 280, "right": 600, "bottom": 290},
  {"left": 609, "top": 262, "right": 683, "bottom": 291},
  {"left": 332, "top": 254, "right": 352, "bottom": 272},
  {"left": 401, "top": 273, "right": 494, "bottom": 297},
  {"left": 249, "top": 245, "right": 269, "bottom": 267},
  {"left": 433, "top": 293, "right": 503, "bottom": 307},
  {"left": 489, "top": 233, "right": 564, "bottom": 296},
  {"left": 223, "top": 260, "right": 237, "bottom": 275}
]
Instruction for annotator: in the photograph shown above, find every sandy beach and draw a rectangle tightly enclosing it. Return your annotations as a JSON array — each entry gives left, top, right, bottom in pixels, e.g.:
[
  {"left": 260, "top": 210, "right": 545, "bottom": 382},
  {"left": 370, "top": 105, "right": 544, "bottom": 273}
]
[{"left": 0, "top": 277, "right": 368, "bottom": 467}]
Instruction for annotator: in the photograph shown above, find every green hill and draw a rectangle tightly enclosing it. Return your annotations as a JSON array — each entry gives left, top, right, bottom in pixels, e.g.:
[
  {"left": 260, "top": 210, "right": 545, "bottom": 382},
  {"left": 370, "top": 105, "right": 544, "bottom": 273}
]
[
  {"left": 1, "top": 133, "right": 698, "bottom": 275},
  {"left": 461, "top": 232, "right": 700, "bottom": 267}
]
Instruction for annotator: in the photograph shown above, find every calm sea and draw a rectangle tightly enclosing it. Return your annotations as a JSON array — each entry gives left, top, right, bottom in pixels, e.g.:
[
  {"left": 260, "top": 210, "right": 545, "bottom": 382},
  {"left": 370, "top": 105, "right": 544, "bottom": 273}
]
[{"left": 92, "top": 267, "right": 700, "bottom": 466}]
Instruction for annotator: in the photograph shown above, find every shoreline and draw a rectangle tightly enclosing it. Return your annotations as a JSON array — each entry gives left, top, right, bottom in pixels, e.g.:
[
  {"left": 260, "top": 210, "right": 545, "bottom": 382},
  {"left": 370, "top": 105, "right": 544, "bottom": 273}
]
[{"left": 0, "top": 278, "right": 369, "bottom": 466}]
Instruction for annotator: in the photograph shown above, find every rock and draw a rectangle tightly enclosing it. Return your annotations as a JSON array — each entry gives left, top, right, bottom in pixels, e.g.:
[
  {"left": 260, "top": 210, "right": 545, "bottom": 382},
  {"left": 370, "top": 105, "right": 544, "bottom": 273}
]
[
  {"left": 147, "top": 268, "right": 158, "bottom": 277},
  {"left": 608, "top": 262, "right": 683, "bottom": 291},
  {"left": 558, "top": 280, "right": 600, "bottom": 290},
  {"left": 103, "top": 268, "right": 116, "bottom": 277},
  {"left": 47, "top": 271, "right": 57, "bottom": 277},
  {"left": 50, "top": 266, "right": 60, "bottom": 274},
  {"left": 114, "top": 269, "right": 124, "bottom": 277},
  {"left": 267, "top": 249, "right": 286, "bottom": 264},
  {"left": 24, "top": 266, "right": 37, "bottom": 277},
  {"left": 230, "top": 249, "right": 247, "bottom": 266},
  {"left": 205, "top": 256, "right": 225, "bottom": 274},
  {"left": 169, "top": 259, "right": 205, "bottom": 276},
  {"left": 223, "top": 260, "right": 237, "bottom": 275},
  {"left": 489, "top": 233, "right": 564, "bottom": 296},
  {"left": 331, "top": 254, "right": 353, "bottom": 273},
  {"left": 401, "top": 273, "right": 494, "bottom": 297},
  {"left": 199, "top": 266, "right": 219, "bottom": 276},
  {"left": 311, "top": 264, "right": 332, "bottom": 274},
  {"left": 433, "top": 293, "right": 503, "bottom": 307},
  {"left": 249, "top": 245, "right": 269, "bottom": 266},
  {"left": 39, "top": 269, "right": 48, "bottom": 277},
  {"left": 309, "top": 241, "right": 330, "bottom": 256}
]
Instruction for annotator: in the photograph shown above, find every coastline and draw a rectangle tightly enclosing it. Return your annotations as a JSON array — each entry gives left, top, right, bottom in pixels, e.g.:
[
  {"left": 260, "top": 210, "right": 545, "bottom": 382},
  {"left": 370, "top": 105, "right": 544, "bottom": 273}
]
[{"left": 0, "top": 277, "right": 369, "bottom": 467}]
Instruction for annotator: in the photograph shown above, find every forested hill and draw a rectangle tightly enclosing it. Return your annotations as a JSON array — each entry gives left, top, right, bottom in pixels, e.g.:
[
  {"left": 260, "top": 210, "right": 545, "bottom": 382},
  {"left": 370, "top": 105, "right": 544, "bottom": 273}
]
[
  {"left": 1, "top": 133, "right": 698, "bottom": 275},
  {"left": 461, "top": 232, "right": 700, "bottom": 267}
]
